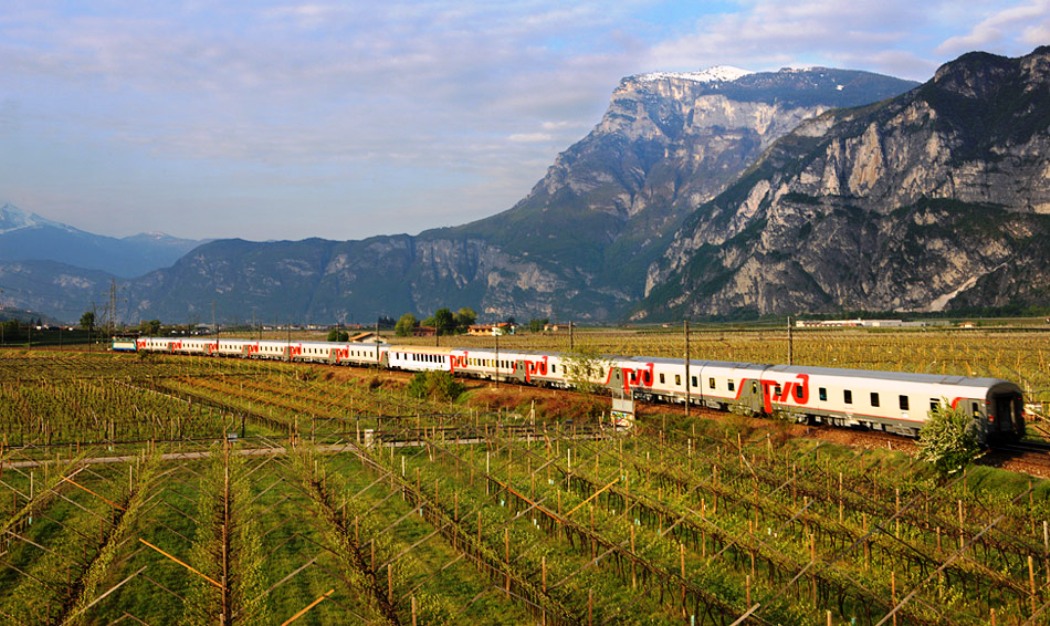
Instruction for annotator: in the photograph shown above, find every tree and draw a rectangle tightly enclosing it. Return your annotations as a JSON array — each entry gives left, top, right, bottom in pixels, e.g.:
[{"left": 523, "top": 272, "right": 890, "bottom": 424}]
[
  {"left": 327, "top": 328, "right": 349, "bottom": 342},
  {"left": 431, "top": 308, "right": 456, "bottom": 335},
  {"left": 1, "top": 319, "right": 19, "bottom": 342},
  {"left": 916, "top": 401, "right": 982, "bottom": 475},
  {"left": 139, "top": 319, "right": 161, "bottom": 335},
  {"left": 394, "top": 313, "right": 418, "bottom": 337},
  {"left": 528, "top": 318, "right": 549, "bottom": 333},
  {"left": 80, "top": 311, "right": 96, "bottom": 332},
  {"left": 454, "top": 307, "right": 477, "bottom": 332}
]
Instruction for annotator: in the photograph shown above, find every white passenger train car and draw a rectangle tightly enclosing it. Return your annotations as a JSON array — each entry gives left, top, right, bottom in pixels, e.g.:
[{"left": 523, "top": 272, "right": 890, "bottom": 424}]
[{"left": 121, "top": 336, "right": 1026, "bottom": 443}]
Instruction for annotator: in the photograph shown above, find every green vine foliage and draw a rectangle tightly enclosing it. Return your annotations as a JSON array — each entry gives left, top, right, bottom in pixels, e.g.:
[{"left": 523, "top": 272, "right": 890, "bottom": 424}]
[
  {"left": 915, "top": 401, "right": 982, "bottom": 476},
  {"left": 184, "top": 445, "right": 271, "bottom": 626}
]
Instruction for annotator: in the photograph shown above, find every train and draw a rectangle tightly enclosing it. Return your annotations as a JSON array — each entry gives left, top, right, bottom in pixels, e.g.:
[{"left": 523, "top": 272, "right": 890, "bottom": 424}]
[{"left": 113, "top": 335, "right": 1026, "bottom": 444}]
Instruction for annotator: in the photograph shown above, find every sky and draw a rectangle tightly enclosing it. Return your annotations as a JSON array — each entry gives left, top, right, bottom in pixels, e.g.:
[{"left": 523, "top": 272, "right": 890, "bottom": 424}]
[{"left": 0, "top": 1, "right": 1047, "bottom": 242}]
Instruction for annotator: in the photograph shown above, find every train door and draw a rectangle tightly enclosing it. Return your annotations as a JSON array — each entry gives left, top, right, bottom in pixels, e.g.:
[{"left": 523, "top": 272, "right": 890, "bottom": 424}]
[
  {"left": 743, "top": 380, "right": 764, "bottom": 415},
  {"left": 989, "top": 389, "right": 1024, "bottom": 438}
]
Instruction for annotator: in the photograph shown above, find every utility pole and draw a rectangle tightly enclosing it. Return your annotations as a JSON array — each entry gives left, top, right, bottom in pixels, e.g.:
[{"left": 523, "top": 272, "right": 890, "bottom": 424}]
[
  {"left": 494, "top": 325, "right": 500, "bottom": 388},
  {"left": 787, "top": 315, "right": 794, "bottom": 366},
  {"left": 684, "top": 320, "right": 691, "bottom": 417},
  {"left": 107, "top": 279, "right": 118, "bottom": 337}
]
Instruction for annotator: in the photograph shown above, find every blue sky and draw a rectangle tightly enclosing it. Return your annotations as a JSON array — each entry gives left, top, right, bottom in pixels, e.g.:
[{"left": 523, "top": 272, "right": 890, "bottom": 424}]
[{"left": 1, "top": 0, "right": 1046, "bottom": 241}]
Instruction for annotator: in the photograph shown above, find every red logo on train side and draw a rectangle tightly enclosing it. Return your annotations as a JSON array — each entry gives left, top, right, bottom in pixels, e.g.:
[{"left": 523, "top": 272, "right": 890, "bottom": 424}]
[
  {"left": 617, "top": 363, "right": 655, "bottom": 394},
  {"left": 759, "top": 374, "right": 810, "bottom": 413},
  {"left": 450, "top": 352, "right": 469, "bottom": 372},
  {"left": 521, "top": 356, "right": 549, "bottom": 382}
]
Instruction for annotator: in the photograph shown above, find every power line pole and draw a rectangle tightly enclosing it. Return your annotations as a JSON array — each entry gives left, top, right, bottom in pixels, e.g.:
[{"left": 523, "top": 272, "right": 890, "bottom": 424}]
[
  {"left": 494, "top": 326, "right": 500, "bottom": 388},
  {"left": 787, "top": 315, "right": 794, "bottom": 366},
  {"left": 684, "top": 319, "right": 691, "bottom": 417},
  {"left": 107, "top": 279, "right": 118, "bottom": 337}
]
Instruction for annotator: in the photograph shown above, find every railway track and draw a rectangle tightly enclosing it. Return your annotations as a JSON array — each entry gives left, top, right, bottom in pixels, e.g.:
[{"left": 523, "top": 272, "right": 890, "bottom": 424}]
[{"left": 637, "top": 393, "right": 1050, "bottom": 478}]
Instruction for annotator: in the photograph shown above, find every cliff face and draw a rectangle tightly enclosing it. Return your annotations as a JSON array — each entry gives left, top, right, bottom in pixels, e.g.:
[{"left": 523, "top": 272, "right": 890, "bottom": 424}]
[
  {"left": 421, "top": 67, "right": 918, "bottom": 321},
  {"left": 639, "top": 47, "right": 1050, "bottom": 320},
  {"left": 111, "top": 65, "right": 916, "bottom": 324},
  {"left": 19, "top": 50, "right": 1048, "bottom": 326}
]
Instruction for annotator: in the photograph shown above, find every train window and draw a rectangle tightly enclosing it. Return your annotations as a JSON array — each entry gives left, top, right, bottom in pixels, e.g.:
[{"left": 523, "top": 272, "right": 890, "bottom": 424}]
[
  {"left": 709, "top": 377, "right": 716, "bottom": 390},
  {"left": 899, "top": 395, "right": 909, "bottom": 410},
  {"left": 728, "top": 380, "right": 735, "bottom": 392},
  {"left": 870, "top": 393, "right": 880, "bottom": 408},
  {"left": 971, "top": 401, "right": 980, "bottom": 416},
  {"left": 794, "top": 385, "right": 804, "bottom": 401},
  {"left": 659, "top": 373, "right": 665, "bottom": 384},
  {"left": 675, "top": 375, "right": 681, "bottom": 386},
  {"left": 929, "top": 399, "right": 940, "bottom": 413},
  {"left": 819, "top": 388, "right": 827, "bottom": 402},
  {"left": 844, "top": 390, "right": 853, "bottom": 405},
  {"left": 774, "top": 385, "right": 782, "bottom": 397},
  {"left": 551, "top": 364, "right": 556, "bottom": 373},
  {"left": 692, "top": 376, "right": 698, "bottom": 388}
]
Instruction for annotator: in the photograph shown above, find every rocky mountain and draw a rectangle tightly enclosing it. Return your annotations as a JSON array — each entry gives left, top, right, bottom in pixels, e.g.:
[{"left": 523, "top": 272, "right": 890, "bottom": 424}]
[
  {"left": 637, "top": 47, "right": 1050, "bottom": 320},
  {"left": 12, "top": 48, "right": 1045, "bottom": 327},
  {"left": 0, "top": 203, "right": 205, "bottom": 278},
  {"left": 0, "top": 259, "right": 119, "bottom": 323},
  {"left": 113, "top": 66, "right": 917, "bottom": 325}
]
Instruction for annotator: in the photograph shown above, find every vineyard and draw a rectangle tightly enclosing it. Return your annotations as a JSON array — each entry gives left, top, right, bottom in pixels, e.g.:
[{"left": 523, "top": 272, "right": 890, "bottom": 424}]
[{"left": 1, "top": 327, "right": 1050, "bottom": 624}]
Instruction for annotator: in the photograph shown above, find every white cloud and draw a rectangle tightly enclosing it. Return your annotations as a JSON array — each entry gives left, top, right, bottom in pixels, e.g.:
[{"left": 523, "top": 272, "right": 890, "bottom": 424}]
[
  {"left": 508, "top": 133, "right": 555, "bottom": 143},
  {"left": 936, "top": 0, "right": 1050, "bottom": 55},
  {"left": 641, "top": 0, "right": 1005, "bottom": 80},
  {"left": 0, "top": 1, "right": 1046, "bottom": 241}
]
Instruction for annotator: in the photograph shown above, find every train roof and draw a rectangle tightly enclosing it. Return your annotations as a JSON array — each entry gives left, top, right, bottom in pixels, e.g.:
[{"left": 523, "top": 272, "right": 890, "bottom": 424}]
[
  {"left": 764, "top": 364, "right": 1017, "bottom": 389},
  {"left": 617, "top": 355, "right": 1017, "bottom": 389},
  {"left": 621, "top": 355, "right": 770, "bottom": 370},
  {"left": 386, "top": 344, "right": 454, "bottom": 355}
]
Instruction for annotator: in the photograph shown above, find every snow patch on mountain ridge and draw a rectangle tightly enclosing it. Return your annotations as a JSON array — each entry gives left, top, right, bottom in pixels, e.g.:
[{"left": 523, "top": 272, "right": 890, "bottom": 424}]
[{"left": 635, "top": 65, "right": 754, "bottom": 84}]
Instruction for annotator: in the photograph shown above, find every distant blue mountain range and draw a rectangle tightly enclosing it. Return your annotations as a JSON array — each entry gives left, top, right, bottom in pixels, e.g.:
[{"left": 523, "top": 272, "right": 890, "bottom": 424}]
[{"left": 0, "top": 203, "right": 205, "bottom": 278}]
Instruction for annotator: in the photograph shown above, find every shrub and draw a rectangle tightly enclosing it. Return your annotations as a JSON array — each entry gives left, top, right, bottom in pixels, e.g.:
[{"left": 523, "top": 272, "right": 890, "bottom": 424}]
[
  {"left": 916, "top": 401, "right": 981, "bottom": 476},
  {"left": 407, "top": 371, "right": 465, "bottom": 402},
  {"left": 562, "top": 346, "right": 612, "bottom": 394},
  {"left": 327, "top": 328, "right": 349, "bottom": 341}
]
